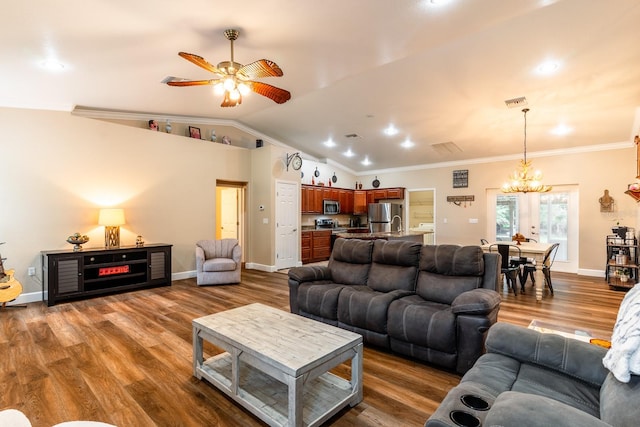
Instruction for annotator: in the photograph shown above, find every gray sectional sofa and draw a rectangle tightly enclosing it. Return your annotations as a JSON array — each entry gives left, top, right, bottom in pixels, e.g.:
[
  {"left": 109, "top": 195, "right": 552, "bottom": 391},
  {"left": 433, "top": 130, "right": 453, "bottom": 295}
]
[
  {"left": 425, "top": 322, "right": 640, "bottom": 427},
  {"left": 288, "top": 238, "right": 502, "bottom": 374}
]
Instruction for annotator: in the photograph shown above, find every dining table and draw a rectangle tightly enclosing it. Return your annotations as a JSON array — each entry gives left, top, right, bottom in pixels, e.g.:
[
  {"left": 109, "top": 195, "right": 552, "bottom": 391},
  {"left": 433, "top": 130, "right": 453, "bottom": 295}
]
[{"left": 481, "top": 241, "right": 554, "bottom": 302}]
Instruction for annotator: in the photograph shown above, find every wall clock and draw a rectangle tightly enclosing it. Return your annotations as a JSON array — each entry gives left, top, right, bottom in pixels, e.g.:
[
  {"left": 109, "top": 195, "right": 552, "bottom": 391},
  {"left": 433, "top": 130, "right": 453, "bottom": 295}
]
[{"left": 286, "top": 152, "right": 303, "bottom": 171}]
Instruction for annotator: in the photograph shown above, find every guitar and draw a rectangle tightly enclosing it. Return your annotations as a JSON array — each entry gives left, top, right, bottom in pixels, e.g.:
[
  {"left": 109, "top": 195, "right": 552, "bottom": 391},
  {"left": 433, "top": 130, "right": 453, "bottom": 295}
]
[{"left": 0, "top": 269, "right": 23, "bottom": 308}]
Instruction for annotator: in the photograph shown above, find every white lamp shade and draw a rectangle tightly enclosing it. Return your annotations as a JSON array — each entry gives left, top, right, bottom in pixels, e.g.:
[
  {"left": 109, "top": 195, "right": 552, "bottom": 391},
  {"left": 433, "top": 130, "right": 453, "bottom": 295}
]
[{"left": 98, "top": 208, "right": 125, "bottom": 226}]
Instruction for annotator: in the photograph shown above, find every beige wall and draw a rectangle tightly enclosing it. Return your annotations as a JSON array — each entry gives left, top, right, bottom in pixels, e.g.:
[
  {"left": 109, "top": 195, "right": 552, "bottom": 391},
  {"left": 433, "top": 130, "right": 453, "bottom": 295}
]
[
  {"left": 1, "top": 107, "right": 252, "bottom": 295},
  {"left": 353, "top": 149, "right": 638, "bottom": 273},
  {"left": 3, "top": 106, "right": 635, "bottom": 300}
]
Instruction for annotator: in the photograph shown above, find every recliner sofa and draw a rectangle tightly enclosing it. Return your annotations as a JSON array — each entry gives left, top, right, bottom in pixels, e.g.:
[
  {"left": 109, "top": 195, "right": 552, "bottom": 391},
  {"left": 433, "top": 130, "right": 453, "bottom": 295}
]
[
  {"left": 288, "top": 238, "right": 502, "bottom": 374},
  {"left": 425, "top": 322, "right": 640, "bottom": 427}
]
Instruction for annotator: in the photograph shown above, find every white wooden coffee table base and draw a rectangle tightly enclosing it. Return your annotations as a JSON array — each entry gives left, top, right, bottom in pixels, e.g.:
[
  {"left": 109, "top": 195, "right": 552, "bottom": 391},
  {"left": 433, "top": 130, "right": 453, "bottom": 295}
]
[{"left": 193, "top": 304, "right": 363, "bottom": 427}]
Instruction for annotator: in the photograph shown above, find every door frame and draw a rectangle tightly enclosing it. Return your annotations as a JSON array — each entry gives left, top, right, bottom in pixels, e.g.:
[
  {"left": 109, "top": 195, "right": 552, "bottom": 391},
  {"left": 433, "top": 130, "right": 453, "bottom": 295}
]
[
  {"left": 486, "top": 185, "right": 579, "bottom": 273},
  {"left": 216, "top": 180, "right": 247, "bottom": 262}
]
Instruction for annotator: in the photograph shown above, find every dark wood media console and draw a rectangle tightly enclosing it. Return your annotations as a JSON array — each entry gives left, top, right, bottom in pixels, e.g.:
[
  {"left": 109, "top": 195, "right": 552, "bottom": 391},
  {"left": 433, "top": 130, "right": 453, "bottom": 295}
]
[{"left": 42, "top": 244, "right": 172, "bottom": 306}]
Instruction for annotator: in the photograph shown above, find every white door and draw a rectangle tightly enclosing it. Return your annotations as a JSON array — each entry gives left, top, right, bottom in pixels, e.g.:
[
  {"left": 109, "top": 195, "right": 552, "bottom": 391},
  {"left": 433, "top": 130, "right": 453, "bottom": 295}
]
[
  {"left": 220, "top": 188, "right": 238, "bottom": 239},
  {"left": 276, "top": 180, "right": 299, "bottom": 270},
  {"left": 486, "top": 185, "right": 579, "bottom": 273}
]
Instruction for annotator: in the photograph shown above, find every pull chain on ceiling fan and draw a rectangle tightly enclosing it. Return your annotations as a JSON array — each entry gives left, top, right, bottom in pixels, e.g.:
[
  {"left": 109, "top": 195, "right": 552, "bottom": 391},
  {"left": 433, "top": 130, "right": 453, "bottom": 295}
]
[{"left": 165, "top": 29, "right": 291, "bottom": 107}]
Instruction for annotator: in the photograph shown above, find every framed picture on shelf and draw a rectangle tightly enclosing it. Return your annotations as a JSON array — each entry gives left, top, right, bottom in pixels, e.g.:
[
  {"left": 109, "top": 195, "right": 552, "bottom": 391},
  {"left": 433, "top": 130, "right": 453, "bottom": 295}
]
[{"left": 188, "top": 126, "right": 201, "bottom": 139}]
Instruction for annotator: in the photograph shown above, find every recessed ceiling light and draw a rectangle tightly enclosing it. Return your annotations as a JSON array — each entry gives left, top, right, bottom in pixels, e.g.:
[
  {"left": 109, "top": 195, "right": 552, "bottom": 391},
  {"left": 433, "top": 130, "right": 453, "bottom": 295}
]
[
  {"left": 343, "top": 149, "right": 355, "bottom": 157},
  {"left": 40, "top": 59, "right": 66, "bottom": 72},
  {"left": 324, "top": 138, "right": 336, "bottom": 147},
  {"left": 536, "top": 60, "right": 560, "bottom": 75},
  {"left": 383, "top": 124, "right": 399, "bottom": 136},
  {"left": 550, "top": 123, "right": 573, "bottom": 136},
  {"left": 361, "top": 157, "right": 372, "bottom": 166},
  {"left": 401, "top": 139, "right": 415, "bottom": 148}
]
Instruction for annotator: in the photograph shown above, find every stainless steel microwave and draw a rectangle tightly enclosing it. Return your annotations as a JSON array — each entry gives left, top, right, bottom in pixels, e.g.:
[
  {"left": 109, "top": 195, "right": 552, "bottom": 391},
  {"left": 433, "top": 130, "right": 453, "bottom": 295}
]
[{"left": 323, "top": 199, "right": 340, "bottom": 215}]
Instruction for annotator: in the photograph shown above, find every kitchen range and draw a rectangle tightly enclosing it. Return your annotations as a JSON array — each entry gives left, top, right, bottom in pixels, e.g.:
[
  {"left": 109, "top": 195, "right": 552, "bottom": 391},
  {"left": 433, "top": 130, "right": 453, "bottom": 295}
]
[{"left": 315, "top": 218, "right": 347, "bottom": 250}]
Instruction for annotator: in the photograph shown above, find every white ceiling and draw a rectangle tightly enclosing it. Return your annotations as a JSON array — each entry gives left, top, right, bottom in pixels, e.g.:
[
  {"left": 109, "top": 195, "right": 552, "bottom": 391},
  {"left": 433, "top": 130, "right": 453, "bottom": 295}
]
[{"left": 3, "top": 0, "right": 640, "bottom": 172}]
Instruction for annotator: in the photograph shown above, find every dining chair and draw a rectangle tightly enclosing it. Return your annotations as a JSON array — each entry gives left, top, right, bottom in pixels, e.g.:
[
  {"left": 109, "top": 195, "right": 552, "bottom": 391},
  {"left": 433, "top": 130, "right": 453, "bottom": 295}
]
[
  {"left": 489, "top": 244, "right": 521, "bottom": 295},
  {"left": 480, "top": 238, "right": 489, "bottom": 245},
  {"left": 521, "top": 243, "right": 560, "bottom": 295}
]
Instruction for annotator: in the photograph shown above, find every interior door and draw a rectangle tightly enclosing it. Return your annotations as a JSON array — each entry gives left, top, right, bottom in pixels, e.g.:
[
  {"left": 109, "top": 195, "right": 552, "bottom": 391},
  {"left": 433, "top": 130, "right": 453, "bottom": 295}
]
[
  {"left": 276, "top": 180, "right": 299, "bottom": 270},
  {"left": 220, "top": 188, "right": 238, "bottom": 239}
]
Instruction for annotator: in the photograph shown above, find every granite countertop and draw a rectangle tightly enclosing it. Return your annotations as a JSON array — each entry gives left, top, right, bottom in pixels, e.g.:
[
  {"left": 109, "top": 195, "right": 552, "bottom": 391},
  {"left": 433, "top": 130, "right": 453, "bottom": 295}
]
[{"left": 335, "top": 230, "right": 428, "bottom": 239}]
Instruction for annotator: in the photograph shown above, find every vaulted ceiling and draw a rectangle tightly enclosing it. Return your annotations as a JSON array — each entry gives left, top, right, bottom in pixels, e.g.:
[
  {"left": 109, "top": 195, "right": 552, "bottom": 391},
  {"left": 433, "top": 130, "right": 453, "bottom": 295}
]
[{"left": 2, "top": 0, "right": 640, "bottom": 172}]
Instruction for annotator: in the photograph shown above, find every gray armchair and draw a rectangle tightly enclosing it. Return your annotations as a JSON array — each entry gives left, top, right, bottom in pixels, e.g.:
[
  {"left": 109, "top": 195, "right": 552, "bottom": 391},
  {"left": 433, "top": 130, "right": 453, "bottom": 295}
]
[{"left": 195, "top": 239, "right": 241, "bottom": 285}]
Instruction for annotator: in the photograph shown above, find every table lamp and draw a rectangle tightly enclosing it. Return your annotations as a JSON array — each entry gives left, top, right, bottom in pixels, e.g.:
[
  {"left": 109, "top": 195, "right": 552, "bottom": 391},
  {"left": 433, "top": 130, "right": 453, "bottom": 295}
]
[{"left": 98, "top": 208, "right": 125, "bottom": 249}]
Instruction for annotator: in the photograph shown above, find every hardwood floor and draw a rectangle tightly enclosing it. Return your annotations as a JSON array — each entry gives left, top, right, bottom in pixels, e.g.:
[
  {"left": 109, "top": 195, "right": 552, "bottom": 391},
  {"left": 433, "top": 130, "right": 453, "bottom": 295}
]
[{"left": 0, "top": 269, "right": 626, "bottom": 427}]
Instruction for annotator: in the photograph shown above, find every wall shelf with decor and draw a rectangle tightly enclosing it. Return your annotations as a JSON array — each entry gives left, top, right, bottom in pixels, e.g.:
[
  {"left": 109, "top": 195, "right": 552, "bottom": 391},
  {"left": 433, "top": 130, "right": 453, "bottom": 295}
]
[{"left": 42, "top": 244, "right": 172, "bottom": 306}]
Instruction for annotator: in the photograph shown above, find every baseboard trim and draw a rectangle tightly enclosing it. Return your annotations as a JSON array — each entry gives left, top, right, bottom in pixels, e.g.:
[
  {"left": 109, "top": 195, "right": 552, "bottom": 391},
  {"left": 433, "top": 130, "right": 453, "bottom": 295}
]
[
  {"left": 245, "top": 263, "right": 278, "bottom": 273},
  {"left": 578, "top": 269, "right": 605, "bottom": 277}
]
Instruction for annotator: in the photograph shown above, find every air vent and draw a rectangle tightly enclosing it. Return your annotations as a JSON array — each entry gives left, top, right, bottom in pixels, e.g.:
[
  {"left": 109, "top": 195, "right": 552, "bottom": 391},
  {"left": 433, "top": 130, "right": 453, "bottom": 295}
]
[
  {"left": 344, "top": 133, "right": 359, "bottom": 138},
  {"left": 504, "top": 96, "right": 528, "bottom": 108},
  {"left": 431, "top": 141, "right": 462, "bottom": 155}
]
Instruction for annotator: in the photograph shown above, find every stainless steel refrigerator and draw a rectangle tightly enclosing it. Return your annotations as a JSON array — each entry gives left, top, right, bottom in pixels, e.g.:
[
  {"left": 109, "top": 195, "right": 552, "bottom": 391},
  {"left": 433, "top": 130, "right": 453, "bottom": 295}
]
[{"left": 368, "top": 203, "right": 402, "bottom": 232}]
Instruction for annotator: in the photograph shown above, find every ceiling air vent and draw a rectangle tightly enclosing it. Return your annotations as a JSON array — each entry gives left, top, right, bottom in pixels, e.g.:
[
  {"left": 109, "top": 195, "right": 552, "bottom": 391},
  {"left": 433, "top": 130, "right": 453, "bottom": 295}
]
[
  {"left": 504, "top": 96, "right": 528, "bottom": 109},
  {"left": 431, "top": 141, "right": 462, "bottom": 155},
  {"left": 344, "top": 133, "right": 359, "bottom": 138}
]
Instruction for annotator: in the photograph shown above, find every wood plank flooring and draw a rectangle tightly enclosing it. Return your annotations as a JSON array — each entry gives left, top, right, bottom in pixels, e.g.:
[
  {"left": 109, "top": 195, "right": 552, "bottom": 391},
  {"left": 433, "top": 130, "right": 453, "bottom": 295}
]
[{"left": 0, "top": 269, "right": 627, "bottom": 427}]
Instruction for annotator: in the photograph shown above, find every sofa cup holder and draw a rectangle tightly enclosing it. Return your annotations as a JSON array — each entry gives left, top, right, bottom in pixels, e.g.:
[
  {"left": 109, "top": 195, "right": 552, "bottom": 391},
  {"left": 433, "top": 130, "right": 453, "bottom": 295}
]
[
  {"left": 460, "top": 394, "right": 490, "bottom": 411},
  {"left": 450, "top": 410, "right": 481, "bottom": 427}
]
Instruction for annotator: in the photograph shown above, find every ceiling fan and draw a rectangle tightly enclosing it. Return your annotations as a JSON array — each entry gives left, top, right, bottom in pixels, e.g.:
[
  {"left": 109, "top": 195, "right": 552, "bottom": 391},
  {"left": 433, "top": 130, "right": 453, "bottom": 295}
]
[{"left": 164, "top": 29, "right": 291, "bottom": 107}]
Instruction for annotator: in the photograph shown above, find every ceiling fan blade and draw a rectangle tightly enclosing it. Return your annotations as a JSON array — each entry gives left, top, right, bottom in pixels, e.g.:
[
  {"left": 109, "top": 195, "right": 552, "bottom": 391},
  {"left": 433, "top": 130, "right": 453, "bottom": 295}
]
[
  {"left": 166, "top": 78, "right": 220, "bottom": 87},
  {"left": 178, "top": 52, "right": 225, "bottom": 75},
  {"left": 237, "top": 59, "right": 284, "bottom": 79},
  {"left": 247, "top": 81, "right": 291, "bottom": 104}
]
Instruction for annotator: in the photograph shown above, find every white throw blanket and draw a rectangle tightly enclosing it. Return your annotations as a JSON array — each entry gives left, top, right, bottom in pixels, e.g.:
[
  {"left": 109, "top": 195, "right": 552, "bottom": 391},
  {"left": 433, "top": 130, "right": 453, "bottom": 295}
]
[{"left": 603, "top": 283, "right": 640, "bottom": 382}]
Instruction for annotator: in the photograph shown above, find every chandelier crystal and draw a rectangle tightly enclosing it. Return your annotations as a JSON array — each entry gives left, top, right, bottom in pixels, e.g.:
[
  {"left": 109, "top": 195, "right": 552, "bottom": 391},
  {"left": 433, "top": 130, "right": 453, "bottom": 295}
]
[{"left": 501, "top": 108, "right": 552, "bottom": 193}]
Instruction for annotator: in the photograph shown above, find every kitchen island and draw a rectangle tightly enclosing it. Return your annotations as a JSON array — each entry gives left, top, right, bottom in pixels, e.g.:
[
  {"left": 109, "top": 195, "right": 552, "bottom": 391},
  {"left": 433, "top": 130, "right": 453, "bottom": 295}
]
[{"left": 334, "top": 231, "right": 429, "bottom": 243}]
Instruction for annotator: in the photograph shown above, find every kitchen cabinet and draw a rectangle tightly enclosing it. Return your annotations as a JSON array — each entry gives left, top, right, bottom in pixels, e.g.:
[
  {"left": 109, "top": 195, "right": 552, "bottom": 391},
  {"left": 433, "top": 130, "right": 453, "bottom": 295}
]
[
  {"left": 301, "top": 230, "right": 331, "bottom": 263},
  {"left": 301, "top": 231, "right": 312, "bottom": 263},
  {"left": 353, "top": 191, "right": 367, "bottom": 215},
  {"left": 386, "top": 188, "right": 405, "bottom": 199},
  {"left": 301, "top": 185, "right": 324, "bottom": 213},
  {"left": 339, "top": 189, "right": 353, "bottom": 214},
  {"left": 42, "top": 244, "right": 172, "bottom": 306}
]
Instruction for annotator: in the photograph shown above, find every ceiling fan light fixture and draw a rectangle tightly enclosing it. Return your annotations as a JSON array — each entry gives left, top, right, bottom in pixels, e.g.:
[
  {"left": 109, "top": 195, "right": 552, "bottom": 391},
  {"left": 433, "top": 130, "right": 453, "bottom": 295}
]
[
  {"left": 223, "top": 76, "right": 236, "bottom": 91},
  {"left": 229, "top": 89, "right": 241, "bottom": 101},
  {"left": 238, "top": 82, "right": 251, "bottom": 96},
  {"left": 213, "top": 82, "right": 225, "bottom": 95},
  {"left": 166, "top": 28, "right": 291, "bottom": 107}
]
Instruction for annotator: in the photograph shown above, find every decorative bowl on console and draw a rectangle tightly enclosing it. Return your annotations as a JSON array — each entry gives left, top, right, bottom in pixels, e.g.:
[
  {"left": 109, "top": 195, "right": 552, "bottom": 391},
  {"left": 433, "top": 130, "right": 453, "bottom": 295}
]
[{"left": 67, "top": 233, "right": 89, "bottom": 251}]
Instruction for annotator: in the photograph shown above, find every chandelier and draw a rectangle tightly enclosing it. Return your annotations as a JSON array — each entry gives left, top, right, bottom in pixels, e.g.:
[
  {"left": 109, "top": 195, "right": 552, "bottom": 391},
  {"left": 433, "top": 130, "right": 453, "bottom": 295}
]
[{"left": 501, "top": 108, "right": 552, "bottom": 193}]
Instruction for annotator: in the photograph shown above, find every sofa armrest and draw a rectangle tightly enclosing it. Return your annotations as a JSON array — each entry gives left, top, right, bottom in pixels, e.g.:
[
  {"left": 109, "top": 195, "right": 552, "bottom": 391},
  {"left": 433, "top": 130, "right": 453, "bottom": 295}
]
[
  {"left": 195, "top": 246, "right": 205, "bottom": 272},
  {"left": 288, "top": 265, "right": 332, "bottom": 282},
  {"left": 483, "top": 391, "right": 611, "bottom": 427},
  {"left": 288, "top": 266, "right": 333, "bottom": 314},
  {"left": 451, "top": 288, "right": 501, "bottom": 315},
  {"left": 486, "top": 322, "right": 609, "bottom": 387},
  {"left": 231, "top": 244, "right": 241, "bottom": 264}
]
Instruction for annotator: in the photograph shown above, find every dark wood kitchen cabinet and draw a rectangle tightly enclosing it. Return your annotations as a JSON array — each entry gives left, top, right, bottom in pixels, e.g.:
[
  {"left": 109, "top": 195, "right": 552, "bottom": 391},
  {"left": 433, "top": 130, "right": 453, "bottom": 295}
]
[
  {"left": 301, "top": 230, "right": 331, "bottom": 263},
  {"left": 42, "top": 244, "right": 172, "bottom": 306}
]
